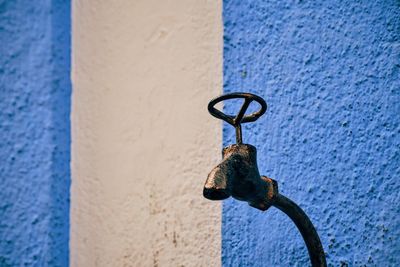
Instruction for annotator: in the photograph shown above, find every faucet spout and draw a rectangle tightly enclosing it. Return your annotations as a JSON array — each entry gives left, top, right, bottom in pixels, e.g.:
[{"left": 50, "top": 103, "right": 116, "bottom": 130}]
[{"left": 203, "top": 158, "right": 232, "bottom": 200}]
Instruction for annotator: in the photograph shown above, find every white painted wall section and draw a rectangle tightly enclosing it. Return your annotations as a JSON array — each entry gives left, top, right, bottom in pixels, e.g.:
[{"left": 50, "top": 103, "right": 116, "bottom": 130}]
[{"left": 71, "top": 0, "right": 222, "bottom": 266}]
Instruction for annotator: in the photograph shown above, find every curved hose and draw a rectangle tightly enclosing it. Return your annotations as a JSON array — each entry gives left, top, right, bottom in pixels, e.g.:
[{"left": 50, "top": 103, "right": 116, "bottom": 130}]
[{"left": 273, "top": 194, "right": 327, "bottom": 267}]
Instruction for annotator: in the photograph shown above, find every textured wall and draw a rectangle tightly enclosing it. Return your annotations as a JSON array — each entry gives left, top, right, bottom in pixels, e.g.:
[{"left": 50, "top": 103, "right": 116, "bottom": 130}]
[
  {"left": 0, "top": 0, "right": 71, "bottom": 266},
  {"left": 71, "top": 0, "right": 222, "bottom": 266},
  {"left": 222, "top": 1, "right": 399, "bottom": 266}
]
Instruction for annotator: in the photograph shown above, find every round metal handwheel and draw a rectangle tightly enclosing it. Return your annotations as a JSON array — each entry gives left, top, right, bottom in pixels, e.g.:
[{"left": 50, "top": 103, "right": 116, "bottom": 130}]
[{"left": 208, "top": 92, "right": 267, "bottom": 144}]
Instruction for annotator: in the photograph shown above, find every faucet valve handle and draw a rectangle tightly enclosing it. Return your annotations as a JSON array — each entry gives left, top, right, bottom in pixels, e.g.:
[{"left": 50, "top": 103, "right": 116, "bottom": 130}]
[{"left": 208, "top": 92, "right": 267, "bottom": 144}]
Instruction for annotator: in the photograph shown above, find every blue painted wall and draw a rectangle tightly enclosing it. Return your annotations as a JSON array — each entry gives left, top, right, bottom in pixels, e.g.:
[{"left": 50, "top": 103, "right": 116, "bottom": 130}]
[
  {"left": 0, "top": 1, "right": 71, "bottom": 266},
  {"left": 222, "top": 1, "right": 399, "bottom": 266}
]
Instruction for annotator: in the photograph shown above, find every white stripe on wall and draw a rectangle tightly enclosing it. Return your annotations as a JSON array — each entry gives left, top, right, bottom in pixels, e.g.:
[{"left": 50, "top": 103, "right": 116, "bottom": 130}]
[{"left": 71, "top": 1, "right": 222, "bottom": 266}]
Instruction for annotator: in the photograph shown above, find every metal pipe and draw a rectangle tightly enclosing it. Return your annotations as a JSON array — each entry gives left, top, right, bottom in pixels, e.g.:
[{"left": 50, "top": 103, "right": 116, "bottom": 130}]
[{"left": 273, "top": 194, "right": 327, "bottom": 267}]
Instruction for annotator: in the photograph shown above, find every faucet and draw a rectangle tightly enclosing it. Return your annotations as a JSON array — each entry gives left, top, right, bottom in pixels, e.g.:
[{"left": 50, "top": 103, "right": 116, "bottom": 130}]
[{"left": 203, "top": 92, "right": 327, "bottom": 267}]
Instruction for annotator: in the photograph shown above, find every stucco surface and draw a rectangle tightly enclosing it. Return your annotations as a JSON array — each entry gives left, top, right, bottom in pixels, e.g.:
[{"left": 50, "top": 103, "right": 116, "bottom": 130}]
[
  {"left": 0, "top": 0, "right": 71, "bottom": 266},
  {"left": 71, "top": 0, "right": 222, "bottom": 266},
  {"left": 222, "top": 0, "right": 400, "bottom": 266}
]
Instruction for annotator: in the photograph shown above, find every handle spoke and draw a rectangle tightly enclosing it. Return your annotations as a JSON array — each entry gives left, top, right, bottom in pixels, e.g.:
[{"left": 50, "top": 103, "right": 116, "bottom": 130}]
[{"left": 234, "top": 98, "right": 252, "bottom": 125}]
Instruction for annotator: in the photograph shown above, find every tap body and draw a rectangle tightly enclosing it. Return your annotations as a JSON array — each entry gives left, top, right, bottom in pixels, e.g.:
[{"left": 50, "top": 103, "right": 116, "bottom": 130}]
[
  {"left": 203, "top": 144, "right": 278, "bottom": 211},
  {"left": 203, "top": 143, "right": 326, "bottom": 267}
]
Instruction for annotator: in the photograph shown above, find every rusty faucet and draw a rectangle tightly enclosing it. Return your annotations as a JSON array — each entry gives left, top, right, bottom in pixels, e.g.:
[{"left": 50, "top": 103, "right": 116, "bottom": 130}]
[{"left": 203, "top": 92, "right": 327, "bottom": 267}]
